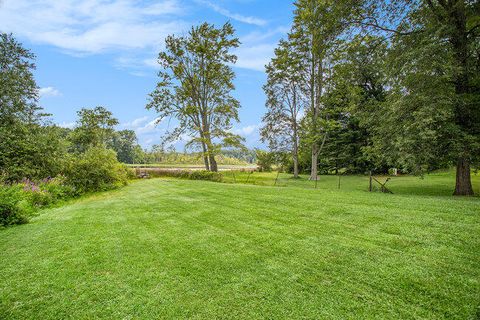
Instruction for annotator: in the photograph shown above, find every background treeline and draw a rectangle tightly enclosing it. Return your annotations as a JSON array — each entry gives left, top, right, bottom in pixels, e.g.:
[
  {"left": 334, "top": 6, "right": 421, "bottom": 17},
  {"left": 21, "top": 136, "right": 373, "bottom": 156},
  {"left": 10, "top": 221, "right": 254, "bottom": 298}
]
[
  {"left": 261, "top": 0, "right": 479, "bottom": 195},
  {"left": 131, "top": 146, "right": 256, "bottom": 165}
]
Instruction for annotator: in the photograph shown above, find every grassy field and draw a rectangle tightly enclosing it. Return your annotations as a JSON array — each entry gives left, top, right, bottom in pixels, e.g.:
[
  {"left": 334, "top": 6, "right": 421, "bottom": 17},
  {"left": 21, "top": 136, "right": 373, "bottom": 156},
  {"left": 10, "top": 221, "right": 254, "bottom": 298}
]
[
  {"left": 222, "top": 170, "right": 480, "bottom": 197},
  {"left": 0, "top": 173, "right": 479, "bottom": 319}
]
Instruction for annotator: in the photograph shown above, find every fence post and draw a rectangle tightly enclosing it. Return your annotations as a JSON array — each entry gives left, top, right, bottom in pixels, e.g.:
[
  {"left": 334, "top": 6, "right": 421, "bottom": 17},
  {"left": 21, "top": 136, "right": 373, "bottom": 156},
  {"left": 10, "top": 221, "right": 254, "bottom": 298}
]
[
  {"left": 246, "top": 171, "right": 252, "bottom": 184},
  {"left": 274, "top": 171, "right": 280, "bottom": 186},
  {"left": 338, "top": 174, "right": 341, "bottom": 189},
  {"left": 369, "top": 171, "right": 372, "bottom": 192},
  {"left": 232, "top": 171, "right": 236, "bottom": 184}
]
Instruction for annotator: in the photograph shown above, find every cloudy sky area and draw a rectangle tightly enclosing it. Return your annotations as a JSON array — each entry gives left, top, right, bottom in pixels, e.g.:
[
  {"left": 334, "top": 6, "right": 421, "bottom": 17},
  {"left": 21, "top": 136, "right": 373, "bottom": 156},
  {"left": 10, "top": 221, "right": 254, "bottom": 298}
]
[{"left": 0, "top": 0, "right": 295, "bottom": 149}]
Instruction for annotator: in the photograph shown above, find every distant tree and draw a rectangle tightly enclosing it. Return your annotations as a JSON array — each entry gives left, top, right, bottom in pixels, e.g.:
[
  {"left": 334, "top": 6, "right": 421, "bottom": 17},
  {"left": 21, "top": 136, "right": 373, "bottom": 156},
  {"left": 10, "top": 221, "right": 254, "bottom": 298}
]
[
  {"left": 69, "top": 106, "right": 119, "bottom": 153},
  {"left": 262, "top": 39, "right": 304, "bottom": 178},
  {"left": 291, "top": 0, "right": 355, "bottom": 180},
  {"left": 147, "top": 22, "right": 244, "bottom": 172},
  {"left": 111, "top": 130, "right": 139, "bottom": 164},
  {"left": 322, "top": 35, "right": 390, "bottom": 174},
  {"left": 255, "top": 149, "right": 276, "bottom": 172}
]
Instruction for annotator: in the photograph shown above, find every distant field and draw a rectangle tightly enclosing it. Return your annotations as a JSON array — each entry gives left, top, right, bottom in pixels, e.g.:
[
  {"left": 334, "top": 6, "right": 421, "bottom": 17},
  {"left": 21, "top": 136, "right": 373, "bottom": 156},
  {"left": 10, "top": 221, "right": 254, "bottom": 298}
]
[
  {"left": 127, "top": 163, "right": 257, "bottom": 171},
  {"left": 0, "top": 171, "right": 479, "bottom": 319}
]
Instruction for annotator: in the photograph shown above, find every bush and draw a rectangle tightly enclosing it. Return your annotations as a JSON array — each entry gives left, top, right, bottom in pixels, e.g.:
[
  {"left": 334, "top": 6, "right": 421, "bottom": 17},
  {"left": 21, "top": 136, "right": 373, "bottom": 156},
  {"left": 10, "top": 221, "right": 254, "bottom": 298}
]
[
  {"left": 255, "top": 150, "right": 275, "bottom": 172},
  {"left": 188, "top": 170, "right": 223, "bottom": 182},
  {"left": 38, "top": 175, "right": 78, "bottom": 200},
  {"left": 0, "top": 184, "right": 30, "bottom": 227},
  {"left": 65, "top": 147, "right": 129, "bottom": 193}
]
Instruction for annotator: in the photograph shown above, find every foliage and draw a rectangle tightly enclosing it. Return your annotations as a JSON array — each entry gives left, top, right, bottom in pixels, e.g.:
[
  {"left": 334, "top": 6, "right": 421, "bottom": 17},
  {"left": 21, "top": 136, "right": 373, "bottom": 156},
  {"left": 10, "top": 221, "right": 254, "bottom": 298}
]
[
  {"left": 64, "top": 147, "right": 129, "bottom": 193},
  {"left": 145, "top": 169, "right": 223, "bottom": 182},
  {"left": 0, "top": 33, "right": 68, "bottom": 182},
  {"left": 110, "top": 129, "right": 140, "bottom": 164},
  {"left": 38, "top": 175, "right": 78, "bottom": 200},
  {"left": 350, "top": 0, "right": 480, "bottom": 195},
  {"left": 0, "top": 33, "right": 40, "bottom": 124},
  {"left": 0, "top": 184, "right": 30, "bottom": 227},
  {"left": 69, "top": 106, "right": 119, "bottom": 153},
  {"left": 255, "top": 149, "right": 276, "bottom": 172},
  {"left": 262, "top": 38, "right": 304, "bottom": 177},
  {"left": 289, "top": 0, "right": 356, "bottom": 179},
  {"left": 147, "top": 22, "right": 244, "bottom": 172}
]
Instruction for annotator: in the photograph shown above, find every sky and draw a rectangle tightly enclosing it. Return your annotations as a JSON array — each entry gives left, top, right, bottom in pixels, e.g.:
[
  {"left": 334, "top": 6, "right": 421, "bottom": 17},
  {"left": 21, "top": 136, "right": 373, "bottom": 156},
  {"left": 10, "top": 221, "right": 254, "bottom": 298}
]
[{"left": 0, "top": 0, "right": 296, "bottom": 150}]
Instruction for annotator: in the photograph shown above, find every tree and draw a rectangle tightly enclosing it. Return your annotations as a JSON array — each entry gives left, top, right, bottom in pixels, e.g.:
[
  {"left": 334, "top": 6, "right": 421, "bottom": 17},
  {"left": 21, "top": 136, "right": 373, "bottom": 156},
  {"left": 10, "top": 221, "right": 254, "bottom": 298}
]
[
  {"left": 111, "top": 130, "right": 139, "bottom": 164},
  {"left": 0, "top": 33, "right": 41, "bottom": 124},
  {"left": 291, "top": 0, "right": 355, "bottom": 180},
  {"left": 261, "top": 39, "right": 304, "bottom": 178},
  {"left": 323, "top": 35, "right": 390, "bottom": 174},
  {"left": 147, "top": 22, "right": 244, "bottom": 172},
  {"left": 353, "top": 0, "right": 480, "bottom": 195},
  {"left": 69, "top": 106, "right": 119, "bottom": 153},
  {"left": 0, "top": 33, "right": 67, "bottom": 181}
]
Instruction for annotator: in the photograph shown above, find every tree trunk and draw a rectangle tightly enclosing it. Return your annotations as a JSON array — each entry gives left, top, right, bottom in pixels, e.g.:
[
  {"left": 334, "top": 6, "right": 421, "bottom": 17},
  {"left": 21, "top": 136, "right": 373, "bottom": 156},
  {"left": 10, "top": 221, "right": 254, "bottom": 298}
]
[
  {"left": 292, "top": 116, "right": 299, "bottom": 179},
  {"left": 209, "top": 154, "right": 218, "bottom": 172},
  {"left": 310, "top": 145, "right": 319, "bottom": 180},
  {"left": 203, "top": 129, "right": 218, "bottom": 172},
  {"left": 293, "top": 154, "right": 299, "bottom": 178},
  {"left": 202, "top": 151, "right": 210, "bottom": 171},
  {"left": 447, "top": 2, "right": 475, "bottom": 196},
  {"left": 453, "top": 157, "right": 474, "bottom": 196}
]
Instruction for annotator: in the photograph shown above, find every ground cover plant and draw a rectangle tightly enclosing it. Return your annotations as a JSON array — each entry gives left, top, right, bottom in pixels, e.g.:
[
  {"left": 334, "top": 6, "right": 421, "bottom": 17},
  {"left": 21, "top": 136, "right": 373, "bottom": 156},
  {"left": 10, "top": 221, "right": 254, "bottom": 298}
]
[{"left": 0, "top": 171, "right": 478, "bottom": 319}]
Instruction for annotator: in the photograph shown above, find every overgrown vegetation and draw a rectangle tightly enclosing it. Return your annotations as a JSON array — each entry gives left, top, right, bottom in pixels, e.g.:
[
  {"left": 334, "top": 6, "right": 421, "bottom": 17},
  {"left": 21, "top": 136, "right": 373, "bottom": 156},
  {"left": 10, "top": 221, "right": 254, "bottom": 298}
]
[{"left": 137, "top": 169, "right": 223, "bottom": 183}]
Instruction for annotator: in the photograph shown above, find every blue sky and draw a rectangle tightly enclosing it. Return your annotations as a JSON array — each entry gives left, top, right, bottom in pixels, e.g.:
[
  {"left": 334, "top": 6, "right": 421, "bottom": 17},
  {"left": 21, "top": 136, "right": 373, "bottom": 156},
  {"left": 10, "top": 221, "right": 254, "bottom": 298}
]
[{"left": 0, "top": 0, "right": 295, "bottom": 150}]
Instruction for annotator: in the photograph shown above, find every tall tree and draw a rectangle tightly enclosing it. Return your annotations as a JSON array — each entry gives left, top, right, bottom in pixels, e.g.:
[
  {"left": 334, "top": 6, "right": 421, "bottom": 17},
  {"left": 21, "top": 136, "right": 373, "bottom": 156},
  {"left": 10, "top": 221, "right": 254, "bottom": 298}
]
[
  {"left": 110, "top": 130, "right": 139, "bottom": 164},
  {"left": 69, "top": 106, "right": 119, "bottom": 153},
  {"left": 354, "top": 0, "right": 480, "bottom": 195},
  {"left": 0, "top": 33, "right": 67, "bottom": 181},
  {"left": 262, "top": 39, "right": 304, "bottom": 178},
  {"left": 0, "top": 33, "right": 41, "bottom": 124},
  {"left": 291, "top": 0, "right": 354, "bottom": 180},
  {"left": 147, "top": 22, "right": 244, "bottom": 172},
  {"left": 326, "top": 35, "right": 390, "bottom": 173}
]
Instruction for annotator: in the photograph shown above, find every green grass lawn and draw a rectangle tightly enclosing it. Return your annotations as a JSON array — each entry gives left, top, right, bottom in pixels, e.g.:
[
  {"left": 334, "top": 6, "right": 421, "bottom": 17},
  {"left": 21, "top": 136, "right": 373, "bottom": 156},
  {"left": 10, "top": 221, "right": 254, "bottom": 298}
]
[
  {"left": 223, "top": 170, "right": 480, "bottom": 197},
  {"left": 1, "top": 173, "right": 479, "bottom": 319}
]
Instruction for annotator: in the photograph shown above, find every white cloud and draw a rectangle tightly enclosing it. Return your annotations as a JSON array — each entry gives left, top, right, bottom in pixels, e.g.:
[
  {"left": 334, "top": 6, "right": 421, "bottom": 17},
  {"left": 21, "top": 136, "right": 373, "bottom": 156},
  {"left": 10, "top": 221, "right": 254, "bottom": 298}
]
[
  {"left": 137, "top": 118, "right": 162, "bottom": 134},
  {"left": 39, "top": 86, "right": 61, "bottom": 98},
  {"left": 120, "top": 116, "right": 149, "bottom": 129},
  {"left": 234, "top": 27, "right": 288, "bottom": 72},
  {"left": 195, "top": 0, "right": 267, "bottom": 26},
  {"left": 57, "top": 121, "right": 75, "bottom": 129},
  {"left": 232, "top": 124, "right": 259, "bottom": 136},
  {"left": 0, "top": 0, "right": 186, "bottom": 55},
  {"left": 234, "top": 43, "right": 276, "bottom": 72}
]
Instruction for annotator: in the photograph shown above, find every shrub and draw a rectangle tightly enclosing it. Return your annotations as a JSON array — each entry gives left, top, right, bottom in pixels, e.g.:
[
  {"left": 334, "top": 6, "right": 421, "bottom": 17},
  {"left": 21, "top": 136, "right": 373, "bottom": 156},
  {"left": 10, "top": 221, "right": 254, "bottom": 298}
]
[
  {"left": 255, "top": 149, "right": 275, "bottom": 172},
  {"left": 65, "top": 147, "right": 129, "bottom": 193},
  {"left": 188, "top": 170, "right": 223, "bottom": 182},
  {"left": 0, "top": 184, "right": 30, "bottom": 227},
  {"left": 38, "top": 175, "right": 78, "bottom": 200}
]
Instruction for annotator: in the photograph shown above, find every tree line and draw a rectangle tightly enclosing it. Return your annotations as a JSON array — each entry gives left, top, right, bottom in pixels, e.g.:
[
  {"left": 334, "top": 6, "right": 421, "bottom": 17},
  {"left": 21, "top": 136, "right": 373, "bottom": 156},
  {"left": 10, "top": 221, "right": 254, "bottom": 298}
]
[{"left": 260, "top": 0, "right": 479, "bottom": 196}]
